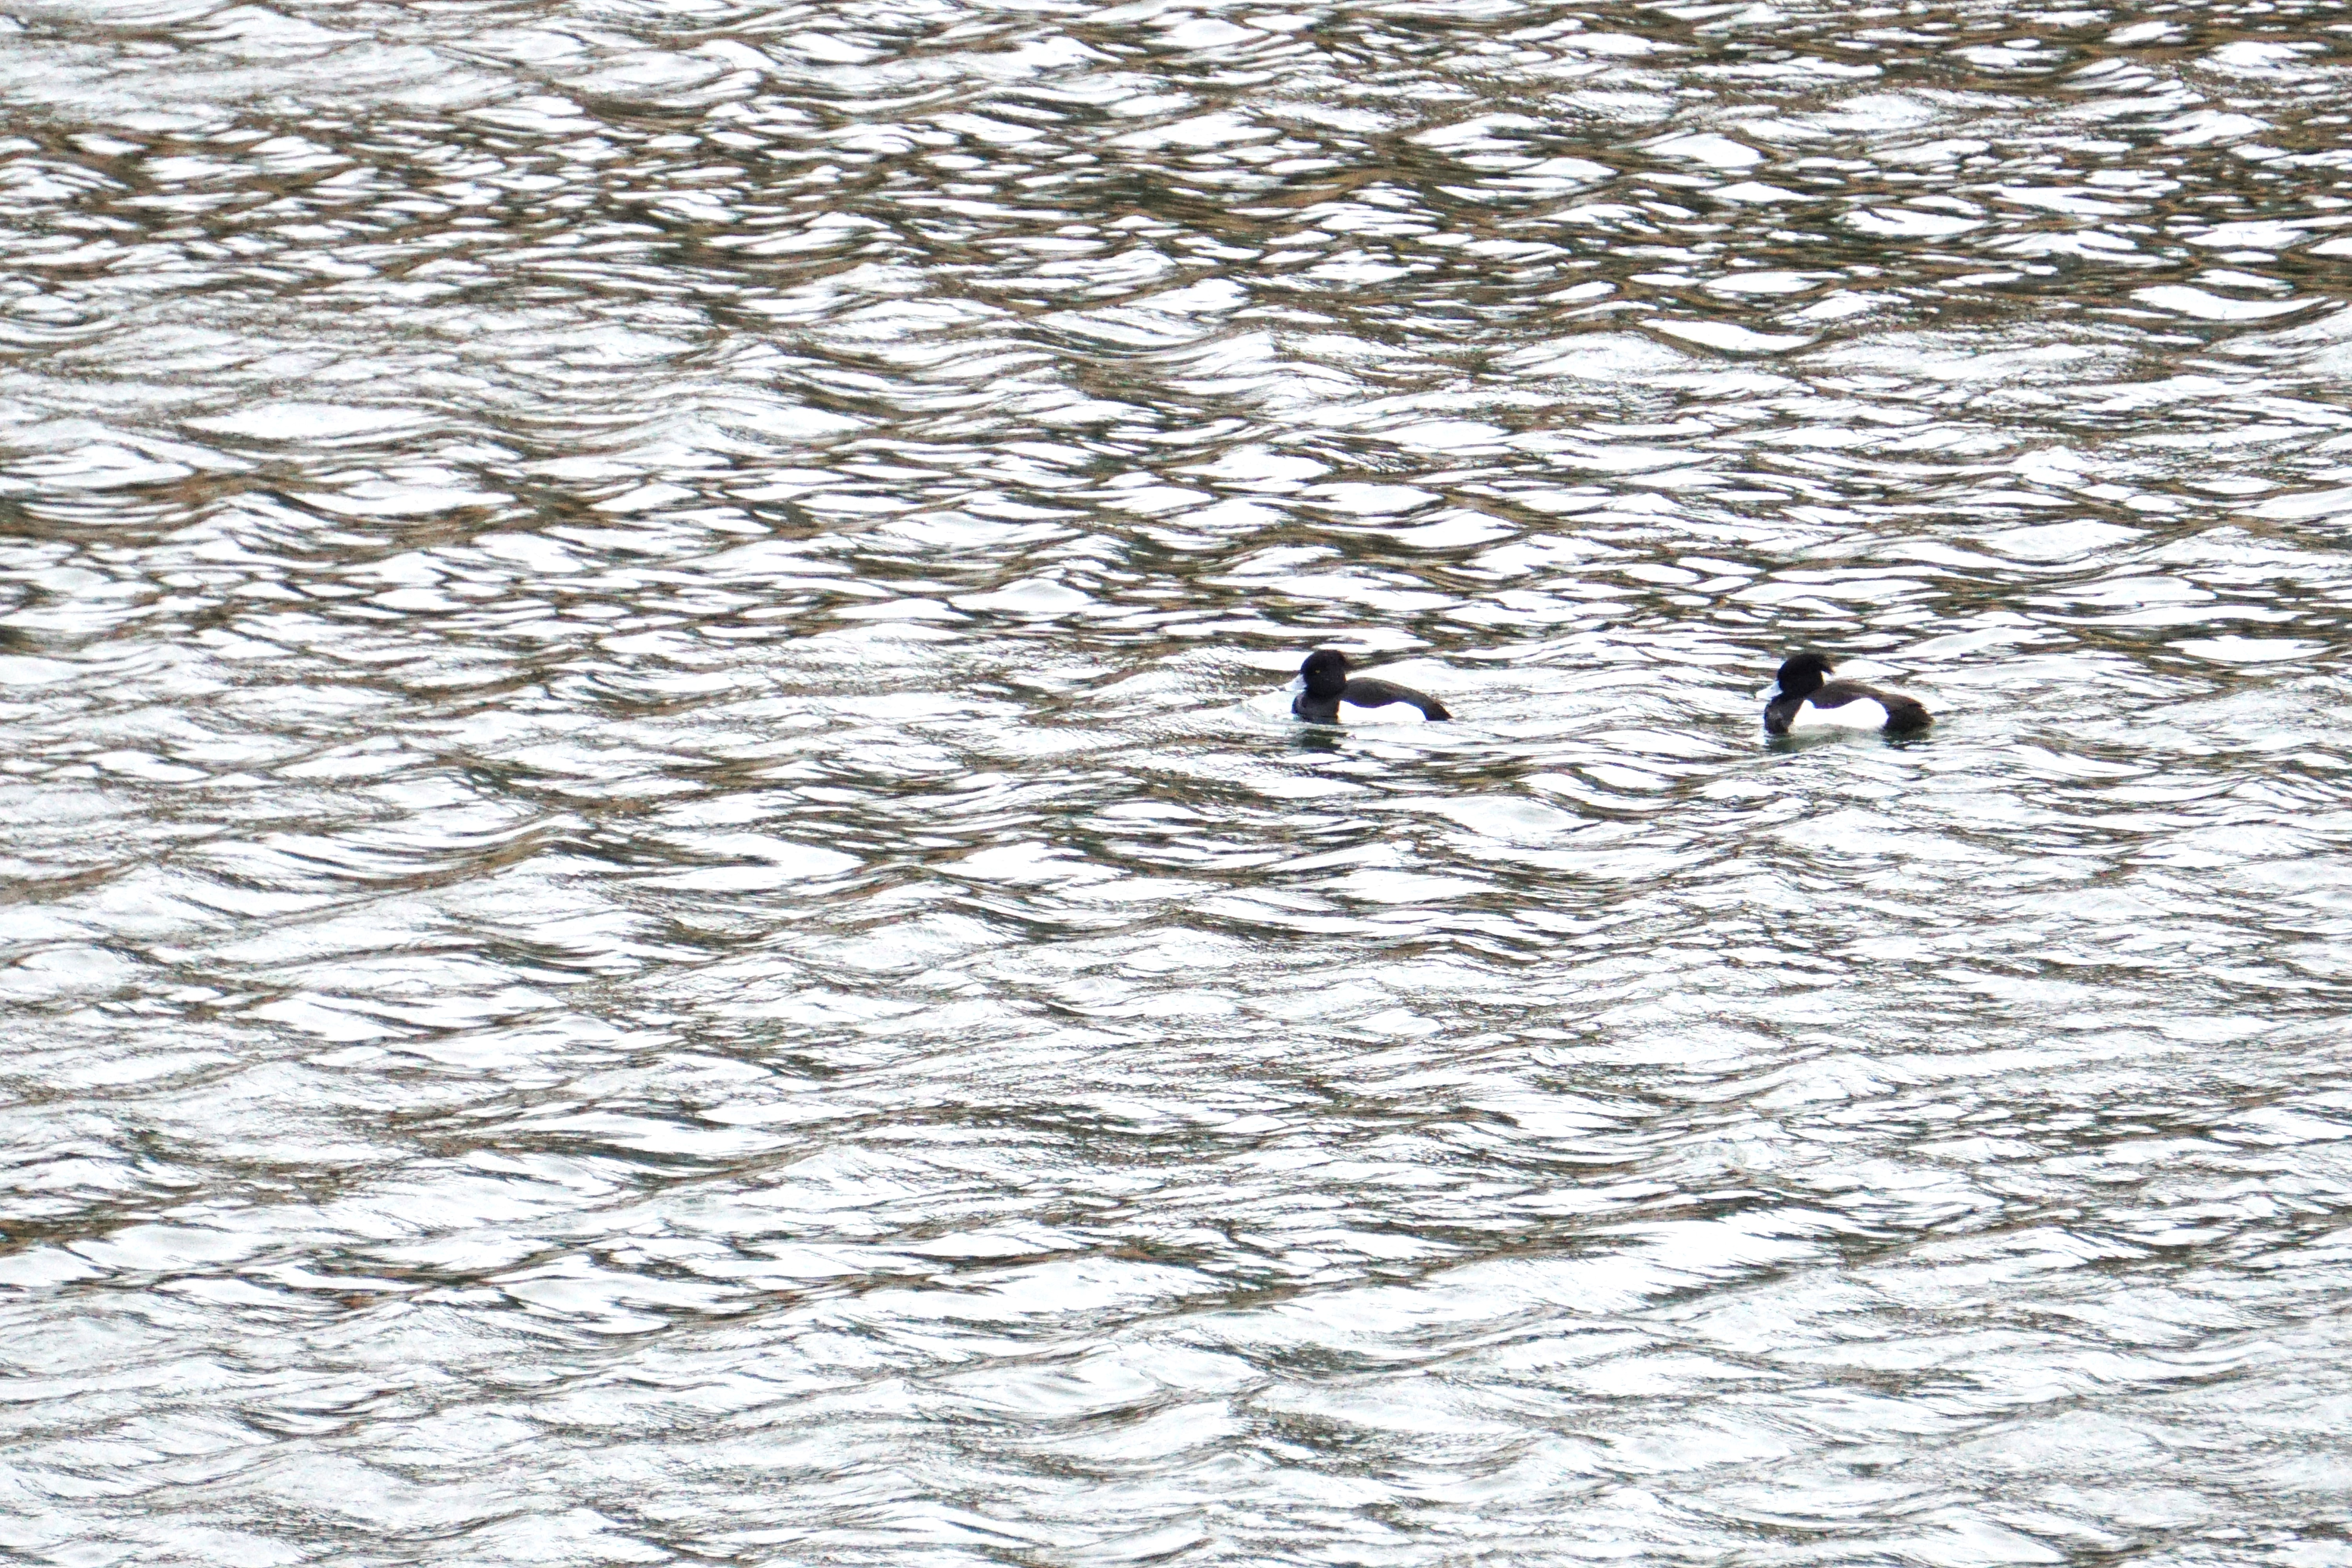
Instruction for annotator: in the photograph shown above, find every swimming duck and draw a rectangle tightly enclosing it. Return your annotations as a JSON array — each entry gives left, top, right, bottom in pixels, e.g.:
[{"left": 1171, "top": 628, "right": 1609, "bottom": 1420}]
[
  {"left": 1764, "top": 652, "right": 1929, "bottom": 736},
  {"left": 1292, "top": 649, "right": 1452, "bottom": 724}
]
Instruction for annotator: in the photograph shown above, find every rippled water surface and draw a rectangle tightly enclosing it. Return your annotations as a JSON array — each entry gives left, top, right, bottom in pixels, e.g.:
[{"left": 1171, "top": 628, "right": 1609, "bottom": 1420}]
[{"left": 8, "top": 0, "right": 2352, "bottom": 1561}]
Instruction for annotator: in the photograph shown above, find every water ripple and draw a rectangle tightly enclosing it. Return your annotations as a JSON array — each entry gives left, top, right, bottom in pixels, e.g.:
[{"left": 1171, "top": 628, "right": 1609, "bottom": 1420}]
[{"left": 5, "top": 0, "right": 2352, "bottom": 1562}]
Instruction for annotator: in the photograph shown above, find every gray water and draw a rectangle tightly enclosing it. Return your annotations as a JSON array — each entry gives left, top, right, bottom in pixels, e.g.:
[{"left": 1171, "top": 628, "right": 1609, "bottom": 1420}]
[{"left": 5, "top": 1, "right": 2352, "bottom": 1562}]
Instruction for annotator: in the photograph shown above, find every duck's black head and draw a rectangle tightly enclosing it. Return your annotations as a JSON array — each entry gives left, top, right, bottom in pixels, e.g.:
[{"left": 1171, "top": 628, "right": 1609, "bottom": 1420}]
[
  {"left": 1772, "top": 652, "right": 1835, "bottom": 700},
  {"left": 1299, "top": 649, "right": 1351, "bottom": 699}
]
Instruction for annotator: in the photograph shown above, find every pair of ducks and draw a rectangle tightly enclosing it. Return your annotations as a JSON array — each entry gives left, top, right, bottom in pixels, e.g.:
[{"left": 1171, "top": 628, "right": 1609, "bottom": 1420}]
[{"left": 1291, "top": 649, "right": 1930, "bottom": 735}]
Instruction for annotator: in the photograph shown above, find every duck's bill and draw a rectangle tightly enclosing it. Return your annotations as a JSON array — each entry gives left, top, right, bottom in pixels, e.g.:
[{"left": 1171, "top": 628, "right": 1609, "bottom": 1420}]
[
  {"left": 1761, "top": 683, "right": 1782, "bottom": 702},
  {"left": 1285, "top": 674, "right": 1305, "bottom": 693}
]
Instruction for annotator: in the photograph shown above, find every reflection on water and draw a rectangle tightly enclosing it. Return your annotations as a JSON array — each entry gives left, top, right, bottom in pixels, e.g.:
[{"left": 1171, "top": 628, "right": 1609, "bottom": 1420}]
[{"left": 4, "top": 0, "right": 2352, "bottom": 1560}]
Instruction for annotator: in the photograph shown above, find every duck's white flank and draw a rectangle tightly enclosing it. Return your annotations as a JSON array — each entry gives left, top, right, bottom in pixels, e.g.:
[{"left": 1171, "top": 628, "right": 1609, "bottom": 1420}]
[
  {"left": 1338, "top": 698, "right": 1429, "bottom": 724},
  {"left": 1787, "top": 697, "right": 1890, "bottom": 731}
]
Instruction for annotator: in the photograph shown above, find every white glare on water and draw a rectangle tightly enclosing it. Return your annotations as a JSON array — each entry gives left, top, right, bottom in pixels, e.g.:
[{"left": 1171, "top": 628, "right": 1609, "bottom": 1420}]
[{"left": 3, "top": 1, "right": 2352, "bottom": 1563}]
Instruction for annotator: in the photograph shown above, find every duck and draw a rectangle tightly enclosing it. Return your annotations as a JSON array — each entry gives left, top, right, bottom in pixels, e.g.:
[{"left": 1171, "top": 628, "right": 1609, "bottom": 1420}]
[
  {"left": 1764, "top": 652, "right": 1929, "bottom": 736},
  {"left": 1291, "top": 649, "right": 1452, "bottom": 724}
]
